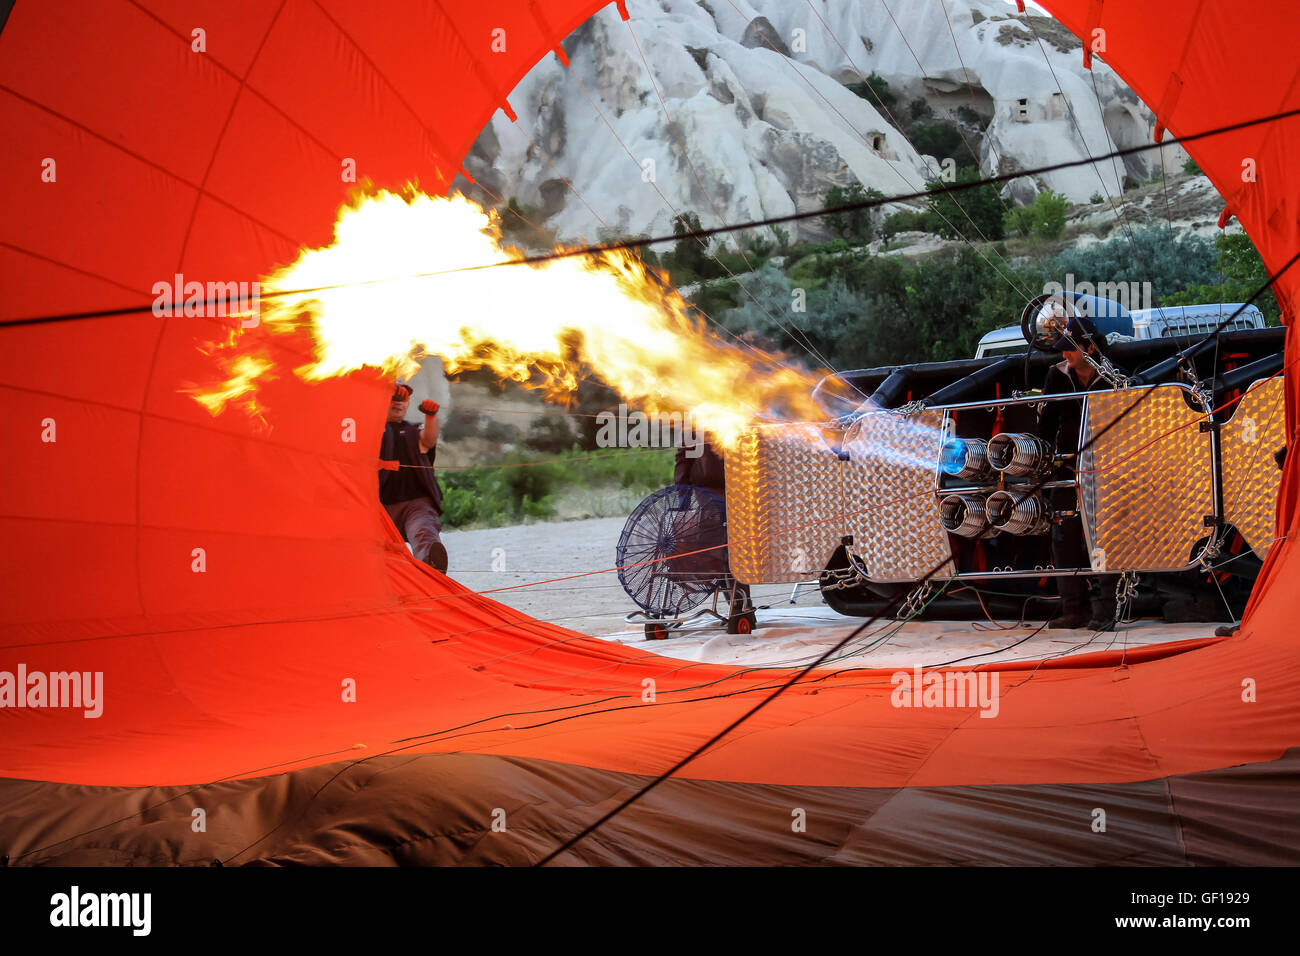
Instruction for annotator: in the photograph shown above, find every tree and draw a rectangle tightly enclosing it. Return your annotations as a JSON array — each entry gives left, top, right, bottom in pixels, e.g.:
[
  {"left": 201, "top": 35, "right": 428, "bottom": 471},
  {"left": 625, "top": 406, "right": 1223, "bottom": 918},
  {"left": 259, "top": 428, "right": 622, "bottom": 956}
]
[
  {"left": 763, "top": 224, "right": 791, "bottom": 257},
  {"left": 665, "top": 212, "right": 712, "bottom": 282},
  {"left": 498, "top": 197, "right": 556, "bottom": 250},
  {"left": 831, "top": 248, "right": 1045, "bottom": 368},
  {"left": 825, "top": 183, "right": 885, "bottom": 242},
  {"left": 847, "top": 72, "right": 897, "bottom": 115},
  {"left": 956, "top": 104, "right": 989, "bottom": 130},
  {"left": 926, "top": 167, "right": 1004, "bottom": 241},
  {"left": 691, "top": 279, "right": 740, "bottom": 318},
  {"left": 525, "top": 414, "right": 579, "bottom": 454},
  {"left": 881, "top": 208, "right": 932, "bottom": 240},
  {"left": 909, "top": 121, "right": 972, "bottom": 167},
  {"left": 1052, "top": 225, "right": 1220, "bottom": 303},
  {"left": 1163, "top": 232, "right": 1281, "bottom": 323},
  {"left": 740, "top": 229, "right": 774, "bottom": 259},
  {"left": 714, "top": 262, "right": 795, "bottom": 344}
]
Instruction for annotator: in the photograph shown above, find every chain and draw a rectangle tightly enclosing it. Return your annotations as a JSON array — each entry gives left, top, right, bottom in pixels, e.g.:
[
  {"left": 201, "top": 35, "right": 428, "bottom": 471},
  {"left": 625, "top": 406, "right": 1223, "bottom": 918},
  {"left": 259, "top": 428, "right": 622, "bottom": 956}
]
[
  {"left": 1197, "top": 530, "right": 1238, "bottom": 623},
  {"left": 819, "top": 564, "right": 864, "bottom": 593},
  {"left": 898, "top": 580, "right": 934, "bottom": 620},
  {"left": 819, "top": 547, "right": 872, "bottom": 593},
  {"left": 1196, "top": 528, "right": 1223, "bottom": 569},
  {"left": 1113, "top": 570, "right": 1139, "bottom": 624},
  {"left": 1082, "top": 351, "right": 1132, "bottom": 389},
  {"left": 1102, "top": 357, "right": 1132, "bottom": 389},
  {"left": 1190, "top": 379, "right": 1216, "bottom": 415}
]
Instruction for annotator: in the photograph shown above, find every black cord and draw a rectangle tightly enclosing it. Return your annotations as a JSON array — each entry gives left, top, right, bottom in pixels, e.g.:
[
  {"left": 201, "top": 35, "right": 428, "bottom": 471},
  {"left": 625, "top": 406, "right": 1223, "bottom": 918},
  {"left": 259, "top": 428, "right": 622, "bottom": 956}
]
[
  {"left": 529, "top": 250, "right": 1300, "bottom": 864},
  {"left": 18, "top": 195, "right": 1300, "bottom": 868},
  {"left": 4, "top": 106, "right": 1299, "bottom": 330},
  {"left": 532, "top": 588, "right": 916, "bottom": 866},
  {"left": 924, "top": 622, "right": 1050, "bottom": 668},
  {"left": 22, "top": 256, "right": 1300, "bottom": 865}
]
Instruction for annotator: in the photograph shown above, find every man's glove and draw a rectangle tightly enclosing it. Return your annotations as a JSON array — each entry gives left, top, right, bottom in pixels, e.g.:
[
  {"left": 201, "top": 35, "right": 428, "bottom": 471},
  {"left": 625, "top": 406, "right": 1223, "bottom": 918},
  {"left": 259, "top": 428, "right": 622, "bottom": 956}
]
[{"left": 418, "top": 399, "right": 440, "bottom": 416}]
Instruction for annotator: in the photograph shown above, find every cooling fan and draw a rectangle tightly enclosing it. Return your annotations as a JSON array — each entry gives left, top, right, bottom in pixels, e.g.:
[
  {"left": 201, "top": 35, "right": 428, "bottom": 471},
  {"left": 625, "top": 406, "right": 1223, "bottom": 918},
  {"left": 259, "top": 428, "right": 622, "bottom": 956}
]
[{"left": 617, "top": 484, "right": 728, "bottom": 617}]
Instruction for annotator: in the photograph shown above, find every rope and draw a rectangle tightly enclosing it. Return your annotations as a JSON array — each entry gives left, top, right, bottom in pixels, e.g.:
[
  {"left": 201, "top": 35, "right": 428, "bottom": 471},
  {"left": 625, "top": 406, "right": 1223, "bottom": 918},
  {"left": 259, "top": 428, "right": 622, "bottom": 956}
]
[
  {"left": 560, "top": 66, "right": 837, "bottom": 389},
  {"left": 622, "top": 16, "right": 850, "bottom": 380},
  {"left": 5, "top": 105, "right": 1298, "bottom": 328},
  {"left": 732, "top": 0, "right": 1035, "bottom": 302},
  {"left": 1020, "top": 10, "right": 1200, "bottom": 371},
  {"left": 528, "top": 250, "right": 1300, "bottom": 861}
]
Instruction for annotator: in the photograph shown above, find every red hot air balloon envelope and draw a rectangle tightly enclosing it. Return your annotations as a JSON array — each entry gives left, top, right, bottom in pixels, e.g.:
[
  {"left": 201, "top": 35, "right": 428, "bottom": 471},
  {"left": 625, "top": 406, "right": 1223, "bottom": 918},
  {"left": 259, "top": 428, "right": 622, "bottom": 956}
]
[{"left": 0, "top": 0, "right": 1297, "bottom": 865}]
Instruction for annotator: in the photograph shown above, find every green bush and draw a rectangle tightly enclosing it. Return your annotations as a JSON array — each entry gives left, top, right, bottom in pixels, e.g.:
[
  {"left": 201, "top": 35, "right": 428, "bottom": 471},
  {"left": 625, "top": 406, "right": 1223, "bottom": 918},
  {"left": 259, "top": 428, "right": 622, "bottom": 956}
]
[
  {"left": 1032, "top": 191, "right": 1068, "bottom": 239},
  {"left": 439, "top": 485, "right": 480, "bottom": 527},
  {"left": 438, "top": 447, "right": 675, "bottom": 529},
  {"left": 1051, "top": 225, "right": 1220, "bottom": 299},
  {"left": 520, "top": 494, "right": 556, "bottom": 519},
  {"left": 785, "top": 240, "right": 859, "bottom": 286},
  {"left": 712, "top": 247, "right": 757, "bottom": 275},
  {"left": 1003, "top": 204, "right": 1037, "bottom": 239},
  {"left": 694, "top": 218, "right": 1245, "bottom": 372},
  {"left": 881, "top": 209, "right": 932, "bottom": 239},
  {"left": 740, "top": 230, "right": 775, "bottom": 259},
  {"left": 1001, "top": 190, "right": 1068, "bottom": 241},
  {"left": 689, "top": 278, "right": 740, "bottom": 317}
]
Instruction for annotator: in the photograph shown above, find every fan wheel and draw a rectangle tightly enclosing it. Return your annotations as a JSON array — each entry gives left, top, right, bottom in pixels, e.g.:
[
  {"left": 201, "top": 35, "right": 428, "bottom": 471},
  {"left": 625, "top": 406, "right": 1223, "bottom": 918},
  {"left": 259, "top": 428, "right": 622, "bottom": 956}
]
[
  {"left": 726, "top": 610, "right": 757, "bottom": 635},
  {"left": 644, "top": 622, "right": 672, "bottom": 641}
]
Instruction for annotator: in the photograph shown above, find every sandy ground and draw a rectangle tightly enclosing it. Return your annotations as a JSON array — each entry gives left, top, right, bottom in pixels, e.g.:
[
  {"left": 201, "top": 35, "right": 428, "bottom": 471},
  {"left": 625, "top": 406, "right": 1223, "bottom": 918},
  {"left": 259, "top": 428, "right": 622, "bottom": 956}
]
[
  {"left": 442, "top": 516, "right": 1230, "bottom": 670},
  {"left": 441, "top": 514, "right": 801, "bottom": 638}
]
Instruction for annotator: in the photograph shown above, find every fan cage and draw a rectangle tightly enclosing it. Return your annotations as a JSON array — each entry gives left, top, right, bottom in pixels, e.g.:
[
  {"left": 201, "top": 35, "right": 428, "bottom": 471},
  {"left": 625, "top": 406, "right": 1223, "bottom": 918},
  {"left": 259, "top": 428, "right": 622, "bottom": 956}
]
[{"left": 617, "top": 485, "right": 731, "bottom": 616}]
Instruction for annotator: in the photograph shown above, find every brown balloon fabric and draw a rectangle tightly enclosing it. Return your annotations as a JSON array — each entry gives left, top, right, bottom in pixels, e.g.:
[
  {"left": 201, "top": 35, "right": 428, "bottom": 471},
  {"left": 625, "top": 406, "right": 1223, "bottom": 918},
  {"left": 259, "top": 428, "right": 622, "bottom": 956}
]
[{"left": 3, "top": 749, "right": 1299, "bottom": 866}]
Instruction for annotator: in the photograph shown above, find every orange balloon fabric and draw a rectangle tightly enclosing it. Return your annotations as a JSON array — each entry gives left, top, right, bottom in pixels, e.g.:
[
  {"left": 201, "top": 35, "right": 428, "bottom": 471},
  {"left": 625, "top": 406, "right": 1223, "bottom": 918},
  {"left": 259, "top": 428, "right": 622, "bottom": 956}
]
[{"left": 0, "top": 0, "right": 1297, "bottom": 862}]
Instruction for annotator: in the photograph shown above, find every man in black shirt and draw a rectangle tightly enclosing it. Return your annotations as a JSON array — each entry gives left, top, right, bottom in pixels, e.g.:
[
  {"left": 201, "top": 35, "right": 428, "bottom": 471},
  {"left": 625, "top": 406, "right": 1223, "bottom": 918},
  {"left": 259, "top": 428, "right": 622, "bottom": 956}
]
[
  {"left": 380, "top": 380, "right": 448, "bottom": 572},
  {"left": 673, "top": 440, "right": 726, "bottom": 489},
  {"left": 1037, "top": 315, "right": 1120, "bottom": 629}
]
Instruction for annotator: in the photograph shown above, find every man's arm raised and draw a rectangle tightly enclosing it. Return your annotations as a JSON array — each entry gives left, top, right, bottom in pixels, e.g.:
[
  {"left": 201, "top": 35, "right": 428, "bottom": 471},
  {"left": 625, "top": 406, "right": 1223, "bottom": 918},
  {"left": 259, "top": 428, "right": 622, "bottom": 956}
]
[{"left": 418, "top": 399, "right": 440, "bottom": 453}]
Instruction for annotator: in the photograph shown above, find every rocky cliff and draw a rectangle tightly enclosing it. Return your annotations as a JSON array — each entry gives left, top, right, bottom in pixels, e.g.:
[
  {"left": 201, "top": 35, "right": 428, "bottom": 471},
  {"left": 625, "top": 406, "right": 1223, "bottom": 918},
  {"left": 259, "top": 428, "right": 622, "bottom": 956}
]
[{"left": 456, "top": 0, "right": 1189, "bottom": 244}]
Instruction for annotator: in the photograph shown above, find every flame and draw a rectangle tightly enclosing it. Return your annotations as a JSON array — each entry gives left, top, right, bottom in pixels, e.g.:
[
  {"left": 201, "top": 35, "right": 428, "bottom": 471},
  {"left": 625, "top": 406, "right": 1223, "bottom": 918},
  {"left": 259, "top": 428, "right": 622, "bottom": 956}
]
[
  {"left": 194, "top": 187, "right": 828, "bottom": 445},
  {"left": 189, "top": 354, "right": 275, "bottom": 418}
]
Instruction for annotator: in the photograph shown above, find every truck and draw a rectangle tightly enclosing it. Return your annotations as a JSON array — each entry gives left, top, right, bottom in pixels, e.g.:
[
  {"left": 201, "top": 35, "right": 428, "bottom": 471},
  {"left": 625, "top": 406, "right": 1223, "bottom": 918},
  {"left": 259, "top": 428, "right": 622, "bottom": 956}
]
[{"left": 975, "top": 300, "right": 1266, "bottom": 358}]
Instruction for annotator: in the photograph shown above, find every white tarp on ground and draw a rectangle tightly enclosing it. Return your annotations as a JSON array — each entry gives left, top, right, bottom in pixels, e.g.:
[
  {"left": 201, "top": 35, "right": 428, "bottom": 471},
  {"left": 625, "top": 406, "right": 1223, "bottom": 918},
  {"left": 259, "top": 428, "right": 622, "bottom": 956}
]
[{"left": 444, "top": 516, "right": 1226, "bottom": 670}]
